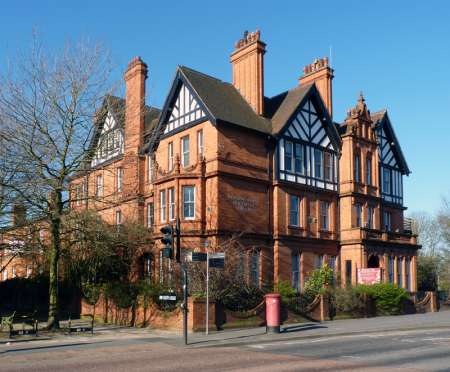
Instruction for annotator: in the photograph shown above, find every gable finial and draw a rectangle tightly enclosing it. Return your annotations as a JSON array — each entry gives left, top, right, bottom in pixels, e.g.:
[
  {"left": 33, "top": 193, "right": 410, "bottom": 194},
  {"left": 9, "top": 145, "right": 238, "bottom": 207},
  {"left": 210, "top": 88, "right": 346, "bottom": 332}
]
[{"left": 358, "top": 91, "right": 365, "bottom": 103}]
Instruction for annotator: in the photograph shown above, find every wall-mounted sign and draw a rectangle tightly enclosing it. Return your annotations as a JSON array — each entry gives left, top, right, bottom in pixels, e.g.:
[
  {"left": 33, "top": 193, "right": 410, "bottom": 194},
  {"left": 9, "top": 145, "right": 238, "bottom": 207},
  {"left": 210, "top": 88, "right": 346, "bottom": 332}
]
[{"left": 357, "top": 268, "right": 381, "bottom": 285}]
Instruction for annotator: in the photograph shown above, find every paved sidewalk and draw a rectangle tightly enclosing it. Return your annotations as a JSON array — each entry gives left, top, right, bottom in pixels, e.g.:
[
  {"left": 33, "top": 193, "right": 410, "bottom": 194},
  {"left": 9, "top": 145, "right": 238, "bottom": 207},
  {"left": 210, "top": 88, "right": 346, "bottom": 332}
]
[
  {"left": 178, "top": 310, "right": 450, "bottom": 347},
  {"left": 1, "top": 311, "right": 449, "bottom": 350}
]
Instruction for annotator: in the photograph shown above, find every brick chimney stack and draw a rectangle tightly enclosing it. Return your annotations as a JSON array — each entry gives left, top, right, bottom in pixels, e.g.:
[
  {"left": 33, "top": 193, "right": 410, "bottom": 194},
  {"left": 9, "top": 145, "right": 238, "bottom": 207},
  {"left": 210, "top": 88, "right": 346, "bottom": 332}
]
[
  {"left": 12, "top": 203, "right": 26, "bottom": 226},
  {"left": 299, "top": 57, "right": 334, "bottom": 118},
  {"left": 124, "top": 56, "right": 148, "bottom": 152},
  {"left": 230, "top": 30, "right": 266, "bottom": 115},
  {"left": 123, "top": 56, "right": 148, "bottom": 197}
]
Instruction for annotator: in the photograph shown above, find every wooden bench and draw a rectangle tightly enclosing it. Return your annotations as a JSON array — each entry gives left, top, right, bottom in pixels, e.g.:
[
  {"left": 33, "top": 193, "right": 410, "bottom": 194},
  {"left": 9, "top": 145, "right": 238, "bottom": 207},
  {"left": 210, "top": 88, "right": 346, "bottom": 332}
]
[
  {"left": 68, "top": 314, "right": 94, "bottom": 335},
  {"left": 1, "top": 310, "right": 38, "bottom": 338}
]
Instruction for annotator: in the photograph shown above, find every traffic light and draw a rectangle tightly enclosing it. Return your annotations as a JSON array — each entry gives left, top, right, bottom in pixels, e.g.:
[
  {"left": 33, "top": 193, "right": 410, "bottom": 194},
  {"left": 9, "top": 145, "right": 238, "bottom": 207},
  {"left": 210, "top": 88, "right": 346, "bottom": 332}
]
[{"left": 160, "top": 225, "right": 174, "bottom": 259}]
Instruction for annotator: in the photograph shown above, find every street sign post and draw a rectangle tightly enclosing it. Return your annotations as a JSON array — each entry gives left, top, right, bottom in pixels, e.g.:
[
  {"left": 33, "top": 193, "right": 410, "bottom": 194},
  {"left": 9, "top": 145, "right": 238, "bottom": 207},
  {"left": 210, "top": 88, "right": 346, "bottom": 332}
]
[{"left": 205, "top": 252, "right": 225, "bottom": 335}]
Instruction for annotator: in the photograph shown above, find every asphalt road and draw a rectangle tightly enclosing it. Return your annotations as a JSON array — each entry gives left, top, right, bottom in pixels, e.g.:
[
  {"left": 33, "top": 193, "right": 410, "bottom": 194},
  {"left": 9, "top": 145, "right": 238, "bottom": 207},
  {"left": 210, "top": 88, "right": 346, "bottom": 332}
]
[
  {"left": 246, "top": 328, "right": 450, "bottom": 371},
  {"left": 1, "top": 327, "right": 450, "bottom": 371}
]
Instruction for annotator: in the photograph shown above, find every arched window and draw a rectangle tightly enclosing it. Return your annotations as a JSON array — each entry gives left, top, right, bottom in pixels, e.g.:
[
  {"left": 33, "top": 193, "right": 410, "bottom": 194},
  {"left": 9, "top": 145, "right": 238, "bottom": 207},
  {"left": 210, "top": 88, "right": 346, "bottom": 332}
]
[
  {"left": 366, "top": 154, "right": 372, "bottom": 185},
  {"left": 354, "top": 153, "right": 361, "bottom": 183}
]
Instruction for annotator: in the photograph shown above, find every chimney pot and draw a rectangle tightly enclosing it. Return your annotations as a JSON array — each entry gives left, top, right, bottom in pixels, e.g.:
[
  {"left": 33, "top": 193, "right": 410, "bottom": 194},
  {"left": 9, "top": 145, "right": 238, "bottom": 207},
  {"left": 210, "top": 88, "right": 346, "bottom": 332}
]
[
  {"left": 230, "top": 29, "right": 266, "bottom": 115},
  {"left": 299, "top": 56, "right": 334, "bottom": 118}
]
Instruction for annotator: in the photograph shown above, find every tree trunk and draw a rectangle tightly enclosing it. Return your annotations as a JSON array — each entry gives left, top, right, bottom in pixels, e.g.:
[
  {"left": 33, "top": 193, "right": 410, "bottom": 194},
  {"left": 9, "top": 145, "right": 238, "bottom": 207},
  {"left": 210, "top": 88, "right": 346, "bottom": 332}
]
[{"left": 47, "top": 190, "right": 63, "bottom": 330}]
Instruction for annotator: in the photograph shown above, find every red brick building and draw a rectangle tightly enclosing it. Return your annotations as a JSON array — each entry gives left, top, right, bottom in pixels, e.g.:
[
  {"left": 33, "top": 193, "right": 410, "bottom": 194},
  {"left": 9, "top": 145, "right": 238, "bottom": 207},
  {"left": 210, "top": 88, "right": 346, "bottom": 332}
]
[{"left": 69, "top": 30, "right": 419, "bottom": 292}]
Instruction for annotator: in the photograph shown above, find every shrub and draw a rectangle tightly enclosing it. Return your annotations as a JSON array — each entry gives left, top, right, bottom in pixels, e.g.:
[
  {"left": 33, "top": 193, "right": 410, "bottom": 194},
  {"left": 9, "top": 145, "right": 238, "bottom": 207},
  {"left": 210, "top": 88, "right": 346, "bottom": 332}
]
[
  {"left": 274, "top": 280, "right": 297, "bottom": 301},
  {"left": 303, "top": 264, "right": 334, "bottom": 303},
  {"left": 331, "top": 286, "right": 366, "bottom": 316},
  {"left": 219, "top": 281, "right": 265, "bottom": 312},
  {"left": 355, "top": 283, "right": 409, "bottom": 315}
]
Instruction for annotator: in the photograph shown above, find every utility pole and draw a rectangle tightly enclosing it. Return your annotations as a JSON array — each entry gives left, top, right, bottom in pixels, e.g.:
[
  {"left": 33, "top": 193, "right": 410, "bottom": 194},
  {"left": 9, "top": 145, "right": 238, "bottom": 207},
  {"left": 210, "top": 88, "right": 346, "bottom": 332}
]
[
  {"left": 182, "top": 264, "right": 188, "bottom": 345},
  {"left": 206, "top": 250, "right": 209, "bottom": 335}
]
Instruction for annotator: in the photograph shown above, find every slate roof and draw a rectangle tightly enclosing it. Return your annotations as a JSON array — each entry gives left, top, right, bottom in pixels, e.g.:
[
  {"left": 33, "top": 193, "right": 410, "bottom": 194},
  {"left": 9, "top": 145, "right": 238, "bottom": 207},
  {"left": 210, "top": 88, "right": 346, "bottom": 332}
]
[
  {"left": 370, "top": 110, "right": 410, "bottom": 175},
  {"left": 179, "top": 66, "right": 272, "bottom": 134},
  {"left": 269, "top": 84, "right": 313, "bottom": 134}
]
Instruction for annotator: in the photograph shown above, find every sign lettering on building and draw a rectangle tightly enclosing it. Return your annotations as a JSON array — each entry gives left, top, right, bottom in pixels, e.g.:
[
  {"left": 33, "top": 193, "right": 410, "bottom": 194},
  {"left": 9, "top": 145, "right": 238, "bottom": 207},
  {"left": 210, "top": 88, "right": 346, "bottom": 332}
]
[
  {"left": 357, "top": 268, "right": 381, "bottom": 285},
  {"left": 227, "top": 194, "right": 257, "bottom": 211}
]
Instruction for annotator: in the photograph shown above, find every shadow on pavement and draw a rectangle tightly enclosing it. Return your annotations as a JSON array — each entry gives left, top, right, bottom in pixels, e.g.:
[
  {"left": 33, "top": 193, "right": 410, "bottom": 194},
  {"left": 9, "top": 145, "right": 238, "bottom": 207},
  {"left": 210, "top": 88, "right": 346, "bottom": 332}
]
[
  {"left": 0, "top": 340, "right": 113, "bottom": 355},
  {"left": 281, "top": 323, "right": 327, "bottom": 333}
]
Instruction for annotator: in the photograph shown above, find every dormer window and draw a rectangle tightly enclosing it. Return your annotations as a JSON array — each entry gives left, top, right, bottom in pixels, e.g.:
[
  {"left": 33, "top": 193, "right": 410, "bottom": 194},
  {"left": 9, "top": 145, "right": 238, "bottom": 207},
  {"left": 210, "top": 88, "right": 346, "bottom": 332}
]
[{"left": 181, "top": 136, "right": 190, "bottom": 167}]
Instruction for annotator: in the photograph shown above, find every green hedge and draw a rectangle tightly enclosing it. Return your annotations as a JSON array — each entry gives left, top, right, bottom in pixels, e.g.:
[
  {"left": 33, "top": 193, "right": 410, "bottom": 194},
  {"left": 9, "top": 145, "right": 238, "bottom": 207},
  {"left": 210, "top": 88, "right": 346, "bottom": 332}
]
[{"left": 355, "top": 283, "right": 409, "bottom": 315}]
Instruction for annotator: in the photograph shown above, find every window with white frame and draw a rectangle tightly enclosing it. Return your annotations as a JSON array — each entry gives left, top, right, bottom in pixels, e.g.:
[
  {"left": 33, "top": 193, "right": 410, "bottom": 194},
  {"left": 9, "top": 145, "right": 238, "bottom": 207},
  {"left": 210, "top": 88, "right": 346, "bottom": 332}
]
[
  {"left": 356, "top": 203, "right": 363, "bottom": 227},
  {"left": 315, "top": 254, "right": 324, "bottom": 269},
  {"left": 294, "top": 143, "right": 304, "bottom": 174},
  {"left": 320, "top": 201, "right": 329, "bottom": 230},
  {"left": 383, "top": 211, "right": 392, "bottom": 231},
  {"left": 181, "top": 136, "right": 190, "bottom": 167},
  {"left": 367, "top": 206, "right": 375, "bottom": 229},
  {"left": 289, "top": 195, "right": 300, "bottom": 226},
  {"left": 148, "top": 155, "right": 154, "bottom": 182},
  {"left": 250, "top": 251, "right": 260, "bottom": 288},
  {"left": 147, "top": 203, "right": 154, "bottom": 227},
  {"left": 96, "top": 174, "right": 103, "bottom": 197},
  {"left": 314, "top": 149, "right": 323, "bottom": 178},
  {"left": 324, "top": 152, "right": 332, "bottom": 181},
  {"left": 12, "top": 267, "right": 16, "bottom": 278},
  {"left": 115, "top": 210, "right": 122, "bottom": 225},
  {"left": 168, "top": 142, "right": 174, "bottom": 171},
  {"left": 354, "top": 154, "right": 361, "bottom": 183},
  {"left": 26, "top": 266, "right": 32, "bottom": 278},
  {"left": 182, "top": 186, "right": 195, "bottom": 219},
  {"left": 168, "top": 187, "right": 175, "bottom": 221},
  {"left": 366, "top": 155, "right": 372, "bottom": 185},
  {"left": 82, "top": 181, "right": 87, "bottom": 205},
  {"left": 328, "top": 256, "right": 337, "bottom": 284},
  {"left": 2, "top": 270, "right": 7, "bottom": 281},
  {"left": 388, "top": 256, "right": 394, "bottom": 283},
  {"left": 75, "top": 184, "right": 82, "bottom": 206},
  {"left": 160, "top": 190, "right": 167, "bottom": 222},
  {"left": 197, "top": 129, "right": 204, "bottom": 157},
  {"left": 116, "top": 167, "right": 123, "bottom": 193},
  {"left": 285, "top": 141, "right": 293, "bottom": 172},
  {"left": 382, "top": 167, "right": 391, "bottom": 193},
  {"left": 292, "top": 252, "right": 301, "bottom": 291},
  {"left": 397, "top": 257, "right": 403, "bottom": 287}
]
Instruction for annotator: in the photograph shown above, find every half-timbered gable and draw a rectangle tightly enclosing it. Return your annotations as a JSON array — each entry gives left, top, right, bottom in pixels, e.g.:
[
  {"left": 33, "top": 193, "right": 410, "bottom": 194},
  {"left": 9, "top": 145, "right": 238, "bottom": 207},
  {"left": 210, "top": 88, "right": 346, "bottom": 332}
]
[
  {"left": 271, "top": 85, "right": 341, "bottom": 190},
  {"left": 90, "top": 97, "right": 125, "bottom": 167},
  {"left": 372, "top": 111, "right": 410, "bottom": 205},
  {"left": 163, "top": 83, "right": 206, "bottom": 135}
]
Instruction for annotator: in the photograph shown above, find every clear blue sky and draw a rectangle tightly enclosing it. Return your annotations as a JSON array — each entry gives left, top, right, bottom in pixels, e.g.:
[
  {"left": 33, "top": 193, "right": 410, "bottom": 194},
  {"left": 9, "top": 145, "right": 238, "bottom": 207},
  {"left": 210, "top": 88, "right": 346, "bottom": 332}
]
[{"left": 1, "top": 0, "right": 449, "bottom": 214}]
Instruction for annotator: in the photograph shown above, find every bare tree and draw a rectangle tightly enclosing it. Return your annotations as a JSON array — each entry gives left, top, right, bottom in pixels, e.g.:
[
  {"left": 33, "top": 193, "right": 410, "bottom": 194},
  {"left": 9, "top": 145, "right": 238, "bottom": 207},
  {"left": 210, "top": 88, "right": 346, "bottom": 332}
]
[{"left": 0, "top": 36, "right": 112, "bottom": 329}]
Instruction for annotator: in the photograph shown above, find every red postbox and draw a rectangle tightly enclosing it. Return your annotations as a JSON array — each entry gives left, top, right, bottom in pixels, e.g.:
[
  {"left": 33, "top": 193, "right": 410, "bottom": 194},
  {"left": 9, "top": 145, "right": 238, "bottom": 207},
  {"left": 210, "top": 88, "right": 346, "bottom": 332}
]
[{"left": 265, "top": 293, "right": 281, "bottom": 333}]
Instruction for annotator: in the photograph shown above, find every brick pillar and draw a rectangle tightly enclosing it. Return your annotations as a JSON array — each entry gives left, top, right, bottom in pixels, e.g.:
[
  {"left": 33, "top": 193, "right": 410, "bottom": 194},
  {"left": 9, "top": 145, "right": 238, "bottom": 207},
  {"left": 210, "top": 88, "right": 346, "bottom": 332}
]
[
  {"left": 401, "top": 256, "right": 407, "bottom": 289},
  {"left": 411, "top": 255, "right": 417, "bottom": 292},
  {"left": 383, "top": 253, "right": 389, "bottom": 283},
  {"left": 393, "top": 255, "right": 398, "bottom": 286},
  {"left": 274, "top": 241, "right": 290, "bottom": 284}
]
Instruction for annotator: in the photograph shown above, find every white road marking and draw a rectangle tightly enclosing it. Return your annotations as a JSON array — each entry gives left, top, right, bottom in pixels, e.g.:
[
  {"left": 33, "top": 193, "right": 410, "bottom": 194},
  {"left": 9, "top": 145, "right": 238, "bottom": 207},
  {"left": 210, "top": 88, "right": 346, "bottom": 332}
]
[{"left": 247, "top": 329, "right": 450, "bottom": 350}]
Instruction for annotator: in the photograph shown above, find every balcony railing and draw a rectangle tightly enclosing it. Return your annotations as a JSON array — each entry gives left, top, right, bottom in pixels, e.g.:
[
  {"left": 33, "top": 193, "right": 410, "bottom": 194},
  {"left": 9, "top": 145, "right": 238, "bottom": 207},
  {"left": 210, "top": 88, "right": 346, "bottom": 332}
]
[{"left": 360, "top": 228, "right": 417, "bottom": 245}]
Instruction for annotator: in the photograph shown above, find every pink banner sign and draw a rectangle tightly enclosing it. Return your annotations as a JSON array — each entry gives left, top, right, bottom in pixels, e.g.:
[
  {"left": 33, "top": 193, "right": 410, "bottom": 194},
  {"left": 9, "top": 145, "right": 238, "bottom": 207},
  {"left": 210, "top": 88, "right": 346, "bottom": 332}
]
[{"left": 358, "top": 268, "right": 381, "bottom": 285}]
